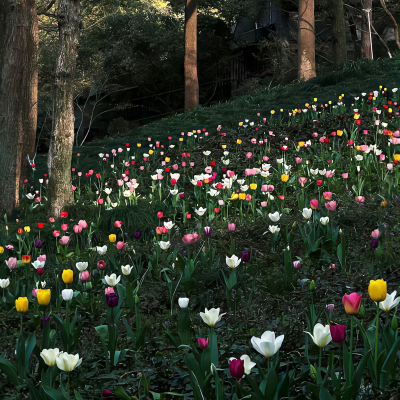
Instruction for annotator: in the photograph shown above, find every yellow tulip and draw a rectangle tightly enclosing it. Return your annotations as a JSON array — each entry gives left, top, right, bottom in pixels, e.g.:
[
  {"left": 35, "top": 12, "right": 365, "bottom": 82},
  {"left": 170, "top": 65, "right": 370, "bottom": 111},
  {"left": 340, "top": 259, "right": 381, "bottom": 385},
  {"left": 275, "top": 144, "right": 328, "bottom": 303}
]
[
  {"left": 280, "top": 109, "right": 283, "bottom": 112},
  {"left": 37, "top": 289, "right": 51, "bottom": 306},
  {"left": 368, "top": 279, "right": 387, "bottom": 302},
  {"left": 230, "top": 193, "right": 239, "bottom": 200},
  {"left": 0, "top": 246, "right": 4, "bottom": 254},
  {"left": 238, "top": 193, "right": 246, "bottom": 200},
  {"left": 24, "top": 226, "right": 31, "bottom": 233},
  {"left": 165, "top": 157, "right": 170, "bottom": 163},
  {"left": 356, "top": 145, "right": 361, "bottom": 151},
  {"left": 270, "top": 110, "right": 275, "bottom": 115},
  {"left": 109, "top": 234, "right": 116, "bottom": 243},
  {"left": 389, "top": 108, "right": 392, "bottom": 113},
  {"left": 222, "top": 145, "right": 226, "bottom": 149},
  {"left": 337, "top": 130, "right": 343, "bottom": 137},
  {"left": 238, "top": 122, "right": 243, "bottom": 127},
  {"left": 328, "top": 101, "right": 332, "bottom": 105},
  {"left": 15, "top": 297, "right": 29, "bottom": 313},
  {"left": 137, "top": 143, "right": 141, "bottom": 147},
  {"left": 394, "top": 154, "right": 400, "bottom": 162},
  {"left": 179, "top": 138, "right": 183, "bottom": 142},
  {"left": 149, "top": 150, "right": 154, "bottom": 155},
  {"left": 313, "top": 98, "right": 317, "bottom": 102},
  {"left": 62, "top": 269, "right": 74, "bottom": 284},
  {"left": 281, "top": 174, "right": 289, "bottom": 183},
  {"left": 237, "top": 139, "right": 242, "bottom": 144},
  {"left": 250, "top": 183, "right": 257, "bottom": 190},
  {"left": 354, "top": 114, "right": 360, "bottom": 120},
  {"left": 298, "top": 141, "right": 305, "bottom": 148},
  {"left": 192, "top": 130, "right": 196, "bottom": 134}
]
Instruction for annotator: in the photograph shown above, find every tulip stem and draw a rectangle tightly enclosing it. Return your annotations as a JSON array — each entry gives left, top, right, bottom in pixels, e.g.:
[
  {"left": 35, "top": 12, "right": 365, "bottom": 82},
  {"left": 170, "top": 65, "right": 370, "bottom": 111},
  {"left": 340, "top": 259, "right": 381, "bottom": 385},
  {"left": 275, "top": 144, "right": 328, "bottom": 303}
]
[
  {"left": 349, "top": 317, "right": 353, "bottom": 383},
  {"left": 375, "top": 303, "right": 380, "bottom": 377},
  {"left": 20, "top": 314, "right": 23, "bottom": 335},
  {"left": 67, "top": 373, "right": 71, "bottom": 400},
  {"left": 319, "top": 347, "right": 322, "bottom": 372}
]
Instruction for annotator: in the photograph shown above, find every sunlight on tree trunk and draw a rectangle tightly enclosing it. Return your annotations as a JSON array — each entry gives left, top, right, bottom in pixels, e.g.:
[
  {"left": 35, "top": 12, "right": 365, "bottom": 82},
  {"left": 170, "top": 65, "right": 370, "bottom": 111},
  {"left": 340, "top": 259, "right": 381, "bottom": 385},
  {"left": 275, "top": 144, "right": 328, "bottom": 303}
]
[
  {"left": 0, "top": 0, "right": 37, "bottom": 215},
  {"left": 48, "top": 0, "right": 80, "bottom": 217},
  {"left": 361, "top": 0, "right": 373, "bottom": 59},
  {"left": 298, "top": 0, "right": 316, "bottom": 82},
  {"left": 329, "top": 0, "right": 347, "bottom": 69},
  {"left": 184, "top": 0, "right": 199, "bottom": 111}
]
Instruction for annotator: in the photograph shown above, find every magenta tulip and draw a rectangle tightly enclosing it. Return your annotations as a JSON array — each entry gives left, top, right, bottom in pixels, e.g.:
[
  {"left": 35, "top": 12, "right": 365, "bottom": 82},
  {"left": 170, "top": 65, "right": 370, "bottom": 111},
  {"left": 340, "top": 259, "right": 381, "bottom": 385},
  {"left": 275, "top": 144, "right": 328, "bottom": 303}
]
[
  {"left": 229, "top": 359, "right": 244, "bottom": 379},
  {"left": 198, "top": 337, "right": 209, "bottom": 349},
  {"left": 330, "top": 324, "right": 346, "bottom": 343}
]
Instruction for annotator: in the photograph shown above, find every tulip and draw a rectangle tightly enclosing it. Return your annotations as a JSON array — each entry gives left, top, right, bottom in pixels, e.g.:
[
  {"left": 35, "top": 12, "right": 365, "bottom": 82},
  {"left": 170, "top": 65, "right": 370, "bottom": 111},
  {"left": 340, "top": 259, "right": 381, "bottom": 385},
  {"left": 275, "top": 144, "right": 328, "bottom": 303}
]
[
  {"left": 40, "top": 348, "right": 60, "bottom": 367},
  {"left": 371, "top": 229, "right": 380, "bottom": 239},
  {"left": 310, "top": 199, "right": 319, "bottom": 209},
  {"left": 293, "top": 260, "right": 301, "bottom": 269},
  {"left": 40, "top": 316, "right": 50, "bottom": 328},
  {"left": 0, "top": 278, "right": 10, "bottom": 289},
  {"left": 268, "top": 211, "right": 281, "bottom": 222},
  {"left": 178, "top": 297, "right": 189, "bottom": 308},
  {"left": 121, "top": 265, "right": 133, "bottom": 276},
  {"left": 6, "top": 257, "right": 18, "bottom": 270},
  {"left": 37, "top": 289, "right": 51, "bottom": 306},
  {"left": 226, "top": 254, "right": 241, "bottom": 268},
  {"left": 58, "top": 236, "right": 70, "bottom": 245},
  {"left": 35, "top": 240, "right": 43, "bottom": 248},
  {"left": 299, "top": 177, "right": 307, "bottom": 186},
  {"left": 329, "top": 325, "right": 346, "bottom": 343},
  {"left": 325, "top": 201, "right": 337, "bottom": 211},
  {"left": 301, "top": 208, "right": 312, "bottom": 219},
  {"left": 108, "top": 234, "right": 117, "bottom": 243},
  {"left": 368, "top": 279, "right": 387, "bottom": 302},
  {"left": 133, "top": 231, "right": 141, "bottom": 239},
  {"left": 159, "top": 241, "right": 171, "bottom": 250},
  {"left": 198, "top": 337, "right": 209, "bottom": 349},
  {"left": 62, "top": 289, "right": 73, "bottom": 301},
  {"left": 182, "top": 233, "right": 201, "bottom": 245},
  {"left": 370, "top": 239, "right": 379, "bottom": 249},
  {"left": 342, "top": 293, "right": 362, "bottom": 315},
  {"left": 79, "top": 271, "right": 90, "bottom": 282},
  {"left": 200, "top": 307, "right": 225, "bottom": 327},
  {"left": 56, "top": 352, "right": 82, "bottom": 372},
  {"left": 378, "top": 291, "right": 400, "bottom": 312},
  {"left": 97, "top": 260, "right": 106, "bottom": 270},
  {"left": 326, "top": 304, "right": 334, "bottom": 312},
  {"left": 228, "top": 223, "right": 236, "bottom": 231},
  {"left": 251, "top": 331, "right": 284, "bottom": 358},
  {"left": 106, "top": 292, "right": 119, "bottom": 308},
  {"left": 62, "top": 269, "right": 74, "bottom": 284},
  {"left": 305, "top": 323, "right": 332, "bottom": 348},
  {"left": 102, "top": 389, "right": 114, "bottom": 398},
  {"left": 75, "top": 262, "right": 88, "bottom": 272},
  {"left": 241, "top": 251, "right": 250, "bottom": 263},
  {"left": 229, "top": 358, "right": 244, "bottom": 379},
  {"left": 203, "top": 226, "right": 212, "bottom": 237},
  {"left": 320, "top": 217, "right": 329, "bottom": 225},
  {"left": 97, "top": 245, "right": 107, "bottom": 255},
  {"left": 105, "top": 273, "right": 121, "bottom": 287},
  {"left": 15, "top": 297, "right": 29, "bottom": 312},
  {"left": 116, "top": 241, "right": 126, "bottom": 250},
  {"left": 22, "top": 255, "right": 31, "bottom": 264}
]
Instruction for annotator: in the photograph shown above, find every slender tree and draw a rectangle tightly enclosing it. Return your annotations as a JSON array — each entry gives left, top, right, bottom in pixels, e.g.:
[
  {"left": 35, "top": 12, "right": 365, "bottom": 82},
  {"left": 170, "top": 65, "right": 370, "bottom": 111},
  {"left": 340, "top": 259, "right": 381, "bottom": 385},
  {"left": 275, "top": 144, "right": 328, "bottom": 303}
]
[
  {"left": 0, "top": 0, "right": 38, "bottom": 215},
  {"left": 361, "top": 0, "right": 373, "bottom": 59},
  {"left": 298, "top": 0, "right": 316, "bottom": 81},
  {"left": 48, "top": 0, "right": 81, "bottom": 216},
  {"left": 184, "top": 0, "right": 199, "bottom": 110},
  {"left": 329, "top": 0, "right": 347, "bottom": 69}
]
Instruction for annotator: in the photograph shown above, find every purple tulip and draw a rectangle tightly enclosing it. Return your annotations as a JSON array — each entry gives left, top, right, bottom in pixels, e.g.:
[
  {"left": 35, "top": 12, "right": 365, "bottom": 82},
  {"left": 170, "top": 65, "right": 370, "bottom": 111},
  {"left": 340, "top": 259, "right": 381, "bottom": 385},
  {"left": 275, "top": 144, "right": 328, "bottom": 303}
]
[
  {"left": 133, "top": 231, "right": 141, "bottom": 239},
  {"left": 370, "top": 239, "right": 379, "bottom": 249},
  {"left": 34, "top": 239, "right": 43, "bottom": 248},
  {"left": 106, "top": 292, "right": 119, "bottom": 308},
  {"left": 241, "top": 251, "right": 250, "bottom": 263},
  {"left": 293, "top": 260, "right": 302, "bottom": 269},
  {"left": 229, "top": 359, "right": 244, "bottom": 379},
  {"left": 102, "top": 389, "right": 114, "bottom": 398},
  {"left": 203, "top": 226, "right": 212, "bottom": 238},
  {"left": 40, "top": 316, "right": 50, "bottom": 329}
]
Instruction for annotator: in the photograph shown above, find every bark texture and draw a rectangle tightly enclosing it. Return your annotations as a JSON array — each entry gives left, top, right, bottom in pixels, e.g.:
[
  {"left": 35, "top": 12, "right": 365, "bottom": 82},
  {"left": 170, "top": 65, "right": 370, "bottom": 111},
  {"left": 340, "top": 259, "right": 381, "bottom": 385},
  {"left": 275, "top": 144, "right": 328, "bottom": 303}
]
[
  {"left": 298, "top": 0, "right": 316, "bottom": 81},
  {"left": 48, "top": 0, "right": 80, "bottom": 216},
  {"left": 0, "top": 0, "right": 37, "bottom": 215},
  {"left": 184, "top": 0, "right": 199, "bottom": 111},
  {"left": 329, "top": 0, "right": 347, "bottom": 69},
  {"left": 361, "top": 0, "right": 373, "bottom": 59}
]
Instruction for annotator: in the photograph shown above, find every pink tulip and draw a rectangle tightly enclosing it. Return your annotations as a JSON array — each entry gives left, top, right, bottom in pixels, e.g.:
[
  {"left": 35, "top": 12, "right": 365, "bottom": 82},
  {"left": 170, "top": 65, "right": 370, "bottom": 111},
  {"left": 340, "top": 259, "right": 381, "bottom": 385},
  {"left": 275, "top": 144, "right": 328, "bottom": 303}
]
[
  {"left": 325, "top": 171, "right": 334, "bottom": 178},
  {"left": 182, "top": 233, "right": 201, "bottom": 245},
  {"left": 296, "top": 157, "right": 302, "bottom": 164},
  {"left": 371, "top": 229, "right": 380, "bottom": 239},
  {"left": 140, "top": 166, "right": 145, "bottom": 170},
  {"left": 117, "top": 180, "right": 124, "bottom": 186},
  {"left": 325, "top": 201, "right": 337, "bottom": 211},
  {"left": 342, "top": 173, "right": 348, "bottom": 179},
  {"left": 360, "top": 145, "right": 368, "bottom": 152},
  {"left": 182, "top": 162, "right": 186, "bottom": 167},
  {"left": 79, "top": 271, "right": 90, "bottom": 282},
  {"left": 73, "top": 225, "right": 82, "bottom": 234},
  {"left": 298, "top": 177, "right": 307, "bottom": 186},
  {"left": 37, "top": 255, "right": 46, "bottom": 262},
  {"left": 355, "top": 196, "right": 365, "bottom": 203},
  {"left": 387, "top": 163, "right": 393, "bottom": 170},
  {"left": 61, "top": 224, "right": 68, "bottom": 231},
  {"left": 190, "top": 162, "right": 194, "bottom": 167},
  {"left": 323, "top": 191, "right": 332, "bottom": 200},
  {"left": 5, "top": 257, "right": 18, "bottom": 270},
  {"left": 261, "top": 201, "right": 268, "bottom": 207},
  {"left": 205, "top": 167, "right": 212, "bottom": 173},
  {"left": 375, "top": 120, "right": 380, "bottom": 125},
  {"left": 58, "top": 236, "right": 70, "bottom": 245},
  {"left": 310, "top": 199, "right": 319, "bottom": 210},
  {"left": 116, "top": 241, "right": 126, "bottom": 250},
  {"left": 262, "top": 184, "right": 274, "bottom": 192},
  {"left": 245, "top": 194, "right": 252, "bottom": 201},
  {"left": 251, "top": 138, "right": 257, "bottom": 144},
  {"left": 262, "top": 156, "right": 269, "bottom": 161},
  {"left": 32, "top": 288, "right": 38, "bottom": 298},
  {"left": 312, "top": 132, "right": 318, "bottom": 137},
  {"left": 218, "top": 199, "right": 224, "bottom": 205},
  {"left": 78, "top": 220, "right": 88, "bottom": 229},
  {"left": 246, "top": 152, "right": 253, "bottom": 159},
  {"left": 228, "top": 223, "right": 236, "bottom": 231},
  {"left": 198, "top": 337, "right": 209, "bottom": 349},
  {"left": 172, "top": 164, "right": 179, "bottom": 170},
  {"left": 105, "top": 287, "right": 115, "bottom": 295},
  {"left": 363, "top": 130, "right": 368, "bottom": 135},
  {"left": 379, "top": 154, "right": 385, "bottom": 161},
  {"left": 342, "top": 292, "right": 362, "bottom": 315}
]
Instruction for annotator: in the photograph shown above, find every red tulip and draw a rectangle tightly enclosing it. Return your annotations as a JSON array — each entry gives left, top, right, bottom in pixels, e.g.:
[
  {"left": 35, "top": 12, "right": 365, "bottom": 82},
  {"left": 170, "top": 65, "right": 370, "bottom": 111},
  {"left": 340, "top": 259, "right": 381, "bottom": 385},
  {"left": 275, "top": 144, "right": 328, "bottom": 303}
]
[
  {"left": 229, "top": 359, "right": 244, "bottom": 379},
  {"left": 330, "top": 325, "right": 346, "bottom": 343},
  {"left": 17, "top": 228, "right": 23, "bottom": 235},
  {"left": 97, "top": 260, "right": 106, "bottom": 270},
  {"left": 60, "top": 211, "right": 68, "bottom": 218},
  {"left": 179, "top": 193, "right": 185, "bottom": 199},
  {"left": 114, "top": 221, "right": 122, "bottom": 228},
  {"left": 38, "top": 222, "right": 44, "bottom": 229},
  {"left": 53, "top": 230, "right": 61, "bottom": 237},
  {"left": 61, "top": 224, "right": 68, "bottom": 231},
  {"left": 97, "top": 198, "right": 104, "bottom": 205},
  {"left": 157, "top": 211, "right": 163, "bottom": 218}
]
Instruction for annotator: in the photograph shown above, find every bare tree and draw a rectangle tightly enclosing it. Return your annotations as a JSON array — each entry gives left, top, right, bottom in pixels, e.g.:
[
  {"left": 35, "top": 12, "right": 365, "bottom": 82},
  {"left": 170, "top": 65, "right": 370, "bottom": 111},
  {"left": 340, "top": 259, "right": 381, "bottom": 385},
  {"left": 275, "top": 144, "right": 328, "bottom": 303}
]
[
  {"left": 329, "top": 0, "right": 347, "bottom": 69},
  {"left": 48, "top": 0, "right": 81, "bottom": 216},
  {"left": 298, "top": 0, "right": 316, "bottom": 81},
  {"left": 361, "top": 0, "right": 373, "bottom": 59}
]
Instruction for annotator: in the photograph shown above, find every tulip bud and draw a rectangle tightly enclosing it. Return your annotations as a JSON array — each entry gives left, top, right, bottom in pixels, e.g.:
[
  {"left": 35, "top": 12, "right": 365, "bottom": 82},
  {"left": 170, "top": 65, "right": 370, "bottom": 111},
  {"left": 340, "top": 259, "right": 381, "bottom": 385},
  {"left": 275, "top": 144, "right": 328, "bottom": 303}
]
[
  {"left": 391, "top": 314, "right": 398, "bottom": 331},
  {"left": 326, "top": 304, "right": 334, "bottom": 312},
  {"left": 358, "top": 303, "right": 365, "bottom": 318},
  {"left": 309, "top": 280, "right": 315, "bottom": 291},
  {"left": 310, "top": 365, "right": 317, "bottom": 381}
]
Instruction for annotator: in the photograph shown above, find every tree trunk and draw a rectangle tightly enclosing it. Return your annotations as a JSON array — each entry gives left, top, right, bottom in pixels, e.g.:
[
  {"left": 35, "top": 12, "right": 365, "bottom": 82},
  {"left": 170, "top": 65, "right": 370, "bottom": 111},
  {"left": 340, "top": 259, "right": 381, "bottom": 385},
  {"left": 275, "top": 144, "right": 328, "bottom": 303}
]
[
  {"left": 48, "top": 0, "right": 80, "bottom": 216},
  {"left": 329, "top": 0, "right": 347, "bottom": 69},
  {"left": 361, "top": 0, "right": 373, "bottom": 59},
  {"left": 0, "top": 0, "right": 35, "bottom": 215},
  {"left": 184, "top": 0, "right": 199, "bottom": 111},
  {"left": 298, "top": 0, "right": 316, "bottom": 81},
  {"left": 379, "top": 0, "right": 400, "bottom": 51}
]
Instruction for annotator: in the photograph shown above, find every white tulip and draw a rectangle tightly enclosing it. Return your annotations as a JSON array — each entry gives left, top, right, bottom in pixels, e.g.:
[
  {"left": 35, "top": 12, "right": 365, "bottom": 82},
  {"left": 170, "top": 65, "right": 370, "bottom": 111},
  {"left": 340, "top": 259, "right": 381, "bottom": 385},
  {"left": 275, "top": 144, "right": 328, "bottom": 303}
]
[
  {"left": 104, "top": 273, "right": 121, "bottom": 287},
  {"left": 121, "top": 265, "right": 133, "bottom": 276},
  {"left": 305, "top": 323, "right": 332, "bottom": 348},
  {"left": 195, "top": 207, "right": 206, "bottom": 216},
  {"left": 251, "top": 331, "right": 284, "bottom": 358},
  {"left": 170, "top": 173, "right": 180, "bottom": 181},
  {"left": 226, "top": 255, "right": 241, "bottom": 269},
  {"left": 200, "top": 308, "right": 226, "bottom": 327},
  {"left": 208, "top": 189, "right": 220, "bottom": 197},
  {"left": 203, "top": 151, "right": 211, "bottom": 156},
  {"left": 75, "top": 262, "right": 88, "bottom": 272},
  {"left": 229, "top": 355, "right": 256, "bottom": 375},
  {"left": 277, "top": 158, "right": 283, "bottom": 164},
  {"left": 302, "top": 208, "right": 313, "bottom": 220},
  {"left": 355, "top": 155, "right": 363, "bottom": 161},
  {"left": 269, "top": 225, "right": 280, "bottom": 234},
  {"left": 0, "top": 278, "right": 10, "bottom": 288},
  {"left": 319, "top": 169, "right": 326, "bottom": 175},
  {"left": 158, "top": 241, "right": 171, "bottom": 250},
  {"left": 62, "top": 289, "right": 73, "bottom": 301},
  {"left": 104, "top": 188, "right": 112, "bottom": 195},
  {"left": 170, "top": 189, "right": 178, "bottom": 195},
  {"left": 378, "top": 291, "right": 400, "bottom": 312},
  {"left": 56, "top": 352, "right": 82, "bottom": 372},
  {"left": 310, "top": 169, "right": 318, "bottom": 176},
  {"left": 40, "top": 348, "right": 60, "bottom": 367},
  {"left": 97, "top": 245, "right": 107, "bottom": 255},
  {"left": 164, "top": 221, "right": 174, "bottom": 230},
  {"left": 268, "top": 211, "right": 281, "bottom": 222},
  {"left": 178, "top": 297, "right": 189, "bottom": 308},
  {"left": 240, "top": 185, "right": 249, "bottom": 192},
  {"left": 26, "top": 193, "right": 35, "bottom": 200},
  {"left": 320, "top": 217, "right": 329, "bottom": 225},
  {"left": 32, "top": 260, "right": 45, "bottom": 269}
]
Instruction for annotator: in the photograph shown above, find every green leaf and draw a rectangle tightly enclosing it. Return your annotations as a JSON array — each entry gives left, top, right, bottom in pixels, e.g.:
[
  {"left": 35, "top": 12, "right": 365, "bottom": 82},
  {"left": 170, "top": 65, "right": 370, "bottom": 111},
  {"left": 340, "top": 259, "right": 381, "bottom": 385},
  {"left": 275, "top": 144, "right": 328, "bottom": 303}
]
[
  {"left": 74, "top": 390, "right": 84, "bottom": 400},
  {"left": 0, "top": 356, "right": 19, "bottom": 386},
  {"left": 319, "top": 386, "right": 334, "bottom": 400},
  {"left": 114, "top": 386, "right": 132, "bottom": 400},
  {"left": 126, "top": 282, "right": 134, "bottom": 311},
  {"left": 42, "top": 385, "right": 68, "bottom": 400}
]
